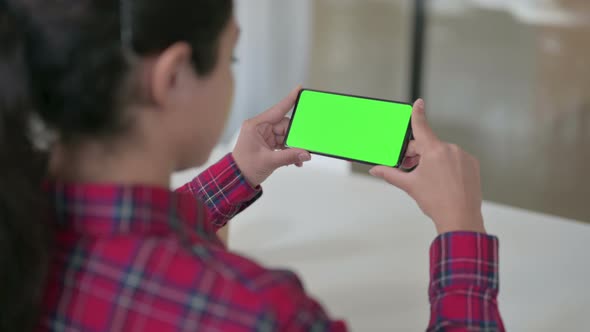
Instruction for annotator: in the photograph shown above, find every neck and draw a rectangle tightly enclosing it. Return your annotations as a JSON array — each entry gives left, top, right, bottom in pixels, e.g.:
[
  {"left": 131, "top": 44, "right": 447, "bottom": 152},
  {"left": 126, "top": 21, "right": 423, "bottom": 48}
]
[{"left": 50, "top": 139, "right": 175, "bottom": 188}]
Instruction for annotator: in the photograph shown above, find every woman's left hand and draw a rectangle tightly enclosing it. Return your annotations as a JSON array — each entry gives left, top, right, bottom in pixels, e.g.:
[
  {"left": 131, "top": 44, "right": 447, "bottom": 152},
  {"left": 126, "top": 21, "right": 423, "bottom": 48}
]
[{"left": 232, "top": 86, "right": 311, "bottom": 187}]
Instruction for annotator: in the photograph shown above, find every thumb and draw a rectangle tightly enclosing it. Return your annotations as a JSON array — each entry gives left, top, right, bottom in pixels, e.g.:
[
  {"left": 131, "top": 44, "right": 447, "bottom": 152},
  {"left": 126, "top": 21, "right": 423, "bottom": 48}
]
[
  {"left": 269, "top": 149, "right": 311, "bottom": 168},
  {"left": 369, "top": 166, "right": 412, "bottom": 192}
]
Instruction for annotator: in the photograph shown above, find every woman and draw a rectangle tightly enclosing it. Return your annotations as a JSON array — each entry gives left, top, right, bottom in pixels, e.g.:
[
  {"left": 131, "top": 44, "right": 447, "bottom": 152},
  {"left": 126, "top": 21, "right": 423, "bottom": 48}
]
[{"left": 0, "top": 0, "right": 504, "bottom": 331}]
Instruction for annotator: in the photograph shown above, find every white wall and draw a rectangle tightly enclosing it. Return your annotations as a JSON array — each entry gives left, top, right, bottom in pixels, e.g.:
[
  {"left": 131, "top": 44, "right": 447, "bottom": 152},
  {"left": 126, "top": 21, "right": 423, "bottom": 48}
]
[{"left": 432, "top": 0, "right": 585, "bottom": 25}]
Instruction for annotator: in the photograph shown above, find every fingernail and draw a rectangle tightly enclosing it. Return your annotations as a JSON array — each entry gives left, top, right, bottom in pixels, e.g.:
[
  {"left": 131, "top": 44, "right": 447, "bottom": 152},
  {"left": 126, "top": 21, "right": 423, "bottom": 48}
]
[
  {"left": 415, "top": 99, "right": 424, "bottom": 108},
  {"left": 369, "top": 169, "right": 379, "bottom": 177},
  {"left": 298, "top": 153, "right": 311, "bottom": 162}
]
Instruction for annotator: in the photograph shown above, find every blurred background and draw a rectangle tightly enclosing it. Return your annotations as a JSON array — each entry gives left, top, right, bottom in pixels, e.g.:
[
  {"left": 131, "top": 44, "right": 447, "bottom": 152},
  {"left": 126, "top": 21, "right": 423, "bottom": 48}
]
[{"left": 226, "top": 0, "right": 590, "bottom": 223}]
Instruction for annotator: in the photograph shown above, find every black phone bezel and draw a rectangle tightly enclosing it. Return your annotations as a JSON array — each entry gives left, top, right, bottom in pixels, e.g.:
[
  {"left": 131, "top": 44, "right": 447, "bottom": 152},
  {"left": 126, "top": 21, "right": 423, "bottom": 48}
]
[{"left": 284, "top": 88, "right": 413, "bottom": 168}]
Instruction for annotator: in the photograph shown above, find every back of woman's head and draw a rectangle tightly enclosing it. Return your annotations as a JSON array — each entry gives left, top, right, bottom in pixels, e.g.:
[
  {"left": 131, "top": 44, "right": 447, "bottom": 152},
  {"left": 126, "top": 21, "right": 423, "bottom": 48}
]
[
  {"left": 15, "top": 0, "right": 233, "bottom": 142},
  {"left": 0, "top": 0, "right": 233, "bottom": 330},
  {"left": 0, "top": 2, "right": 49, "bottom": 330}
]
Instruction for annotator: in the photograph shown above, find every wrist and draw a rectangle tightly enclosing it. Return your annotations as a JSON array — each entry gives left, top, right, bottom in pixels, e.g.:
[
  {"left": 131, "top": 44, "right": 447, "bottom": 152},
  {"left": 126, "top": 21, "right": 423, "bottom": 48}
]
[
  {"left": 240, "top": 172, "right": 259, "bottom": 189},
  {"left": 435, "top": 212, "right": 486, "bottom": 235},
  {"left": 231, "top": 152, "right": 259, "bottom": 188}
]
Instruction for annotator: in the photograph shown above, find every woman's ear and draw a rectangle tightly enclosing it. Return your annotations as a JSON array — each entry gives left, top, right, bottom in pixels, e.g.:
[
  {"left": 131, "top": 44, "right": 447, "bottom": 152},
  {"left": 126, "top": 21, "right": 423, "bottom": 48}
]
[{"left": 150, "top": 42, "right": 193, "bottom": 107}]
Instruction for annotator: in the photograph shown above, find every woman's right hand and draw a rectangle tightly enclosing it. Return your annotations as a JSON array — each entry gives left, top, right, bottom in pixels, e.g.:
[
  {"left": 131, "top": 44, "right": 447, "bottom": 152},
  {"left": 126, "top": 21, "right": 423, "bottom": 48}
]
[{"left": 369, "top": 99, "right": 486, "bottom": 235}]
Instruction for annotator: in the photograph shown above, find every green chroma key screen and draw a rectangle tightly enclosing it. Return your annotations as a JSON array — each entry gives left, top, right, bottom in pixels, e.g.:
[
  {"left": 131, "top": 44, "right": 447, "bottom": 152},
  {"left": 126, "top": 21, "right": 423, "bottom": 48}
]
[{"left": 285, "top": 89, "right": 412, "bottom": 167}]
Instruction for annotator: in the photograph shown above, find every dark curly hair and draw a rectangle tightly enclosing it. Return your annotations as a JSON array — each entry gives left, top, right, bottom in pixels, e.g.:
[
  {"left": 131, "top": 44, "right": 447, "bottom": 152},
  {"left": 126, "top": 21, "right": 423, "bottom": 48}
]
[{"left": 0, "top": 0, "right": 233, "bottom": 330}]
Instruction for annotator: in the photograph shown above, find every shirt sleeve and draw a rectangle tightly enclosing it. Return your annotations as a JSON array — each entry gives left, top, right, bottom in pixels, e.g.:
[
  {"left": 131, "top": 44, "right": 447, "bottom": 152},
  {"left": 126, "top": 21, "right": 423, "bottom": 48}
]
[
  {"left": 260, "top": 270, "right": 348, "bottom": 332},
  {"left": 428, "top": 231, "right": 505, "bottom": 332},
  {"left": 175, "top": 153, "right": 262, "bottom": 231}
]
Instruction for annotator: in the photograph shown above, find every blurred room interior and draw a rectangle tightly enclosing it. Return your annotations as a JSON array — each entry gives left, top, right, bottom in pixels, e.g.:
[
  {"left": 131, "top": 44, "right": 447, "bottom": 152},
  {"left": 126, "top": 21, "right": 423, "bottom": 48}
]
[
  {"left": 167, "top": 1, "right": 590, "bottom": 329},
  {"left": 224, "top": 0, "right": 589, "bottom": 223}
]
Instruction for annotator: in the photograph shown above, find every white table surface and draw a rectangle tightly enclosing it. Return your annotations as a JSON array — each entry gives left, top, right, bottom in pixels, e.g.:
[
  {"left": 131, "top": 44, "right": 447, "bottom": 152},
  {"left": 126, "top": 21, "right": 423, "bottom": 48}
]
[{"left": 173, "top": 154, "right": 590, "bottom": 331}]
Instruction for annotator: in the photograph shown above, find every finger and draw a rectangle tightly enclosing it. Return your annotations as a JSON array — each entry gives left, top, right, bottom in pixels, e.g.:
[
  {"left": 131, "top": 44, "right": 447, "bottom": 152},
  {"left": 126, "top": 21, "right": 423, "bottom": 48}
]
[
  {"left": 369, "top": 166, "right": 412, "bottom": 193},
  {"left": 404, "top": 141, "right": 419, "bottom": 157},
  {"left": 401, "top": 155, "right": 420, "bottom": 170},
  {"left": 269, "top": 148, "right": 311, "bottom": 168},
  {"left": 272, "top": 117, "right": 291, "bottom": 136},
  {"left": 256, "top": 85, "right": 302, "bottom": 124},
  {"left": 275, "top": 136, "right": 286, "bottom": 147},
  {"left": 295, "top": 162, "right": 303, "bottom": 167},
  {"left": 411, "top": 99, "right": 438, "bottom": 148}
]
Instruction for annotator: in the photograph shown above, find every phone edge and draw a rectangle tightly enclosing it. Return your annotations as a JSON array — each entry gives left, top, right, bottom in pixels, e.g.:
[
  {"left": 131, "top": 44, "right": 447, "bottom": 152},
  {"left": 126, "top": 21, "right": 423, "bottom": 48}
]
[{"left": 284, "top": 88, "right": 413, "bottom": 168}]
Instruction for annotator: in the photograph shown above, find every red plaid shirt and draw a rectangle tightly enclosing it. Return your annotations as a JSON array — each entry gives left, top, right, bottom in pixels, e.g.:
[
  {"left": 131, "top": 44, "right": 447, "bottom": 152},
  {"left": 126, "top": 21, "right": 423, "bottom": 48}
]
[{"left": 38, "top": 153, "right": 504, "bottom": 331}]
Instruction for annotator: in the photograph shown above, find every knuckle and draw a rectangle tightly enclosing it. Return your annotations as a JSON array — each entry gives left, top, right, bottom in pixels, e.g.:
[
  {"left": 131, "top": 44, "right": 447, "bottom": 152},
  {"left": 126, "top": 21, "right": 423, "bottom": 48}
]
[
  {"left": 243, "top": 118, "right": 257, "bottom": 131},
  {"left": 449, "top": 143, "right": 461, "bottom": 153},
  {"left": 472, "top": 156, "right": 481, "bottom": 169},
  {"left": 432, "top": 142, "right": 447, "bottom": 156}
]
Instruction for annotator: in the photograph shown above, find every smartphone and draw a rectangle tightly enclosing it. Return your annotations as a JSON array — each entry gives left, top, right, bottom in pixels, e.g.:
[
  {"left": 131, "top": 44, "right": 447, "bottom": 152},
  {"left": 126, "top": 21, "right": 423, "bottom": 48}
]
[{"left": 285, "top": 89, "right": 412, "bottom": 167}]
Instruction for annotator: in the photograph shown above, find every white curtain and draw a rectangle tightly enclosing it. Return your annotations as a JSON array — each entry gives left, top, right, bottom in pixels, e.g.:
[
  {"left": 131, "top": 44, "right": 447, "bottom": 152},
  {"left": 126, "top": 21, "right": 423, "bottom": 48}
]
[{"left": 221, "top": 0, "right": 313, "bottom": 142}]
